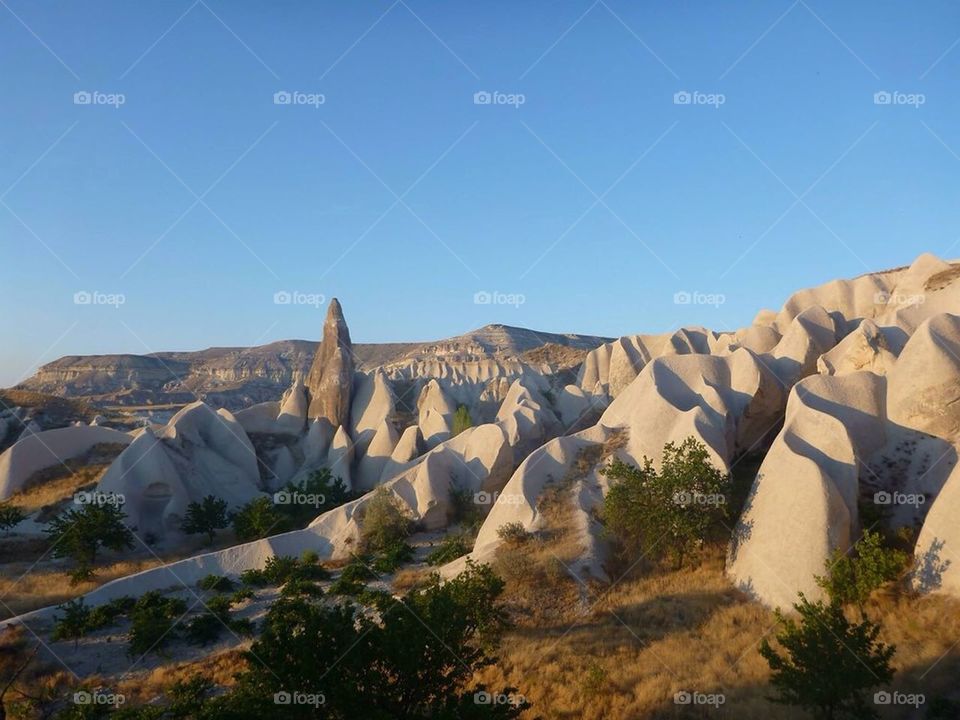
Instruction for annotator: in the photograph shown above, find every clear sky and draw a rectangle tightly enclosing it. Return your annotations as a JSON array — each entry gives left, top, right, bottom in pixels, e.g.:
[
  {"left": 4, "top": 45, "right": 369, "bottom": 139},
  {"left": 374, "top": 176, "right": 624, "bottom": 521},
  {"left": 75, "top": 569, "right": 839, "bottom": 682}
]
[{"left": 1, "top": 0, "right": 959, "bottom": 387}]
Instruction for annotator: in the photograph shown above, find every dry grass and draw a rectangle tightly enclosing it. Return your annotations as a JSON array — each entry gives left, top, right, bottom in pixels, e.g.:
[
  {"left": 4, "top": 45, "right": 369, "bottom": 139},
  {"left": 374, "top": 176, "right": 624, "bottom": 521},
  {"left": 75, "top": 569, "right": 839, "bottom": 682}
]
[
  {"left": 5, "top": 442, "right": 127, "bottom": 519},
  {"left": 478, "top": 545, "right": 960, "bottom": 719},
  {"left": 114, "top": 647, "right": 246, "bottom": 704},
  {"left": 0, "top": 557, "right": 171, "bottom": 619}
]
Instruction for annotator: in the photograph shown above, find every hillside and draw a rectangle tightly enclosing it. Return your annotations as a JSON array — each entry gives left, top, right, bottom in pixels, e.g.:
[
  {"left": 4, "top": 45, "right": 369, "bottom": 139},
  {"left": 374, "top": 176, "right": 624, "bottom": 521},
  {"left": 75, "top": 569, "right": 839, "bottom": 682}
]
[{"left": 16, "top": 325, "right": 609, "bottom": 411}]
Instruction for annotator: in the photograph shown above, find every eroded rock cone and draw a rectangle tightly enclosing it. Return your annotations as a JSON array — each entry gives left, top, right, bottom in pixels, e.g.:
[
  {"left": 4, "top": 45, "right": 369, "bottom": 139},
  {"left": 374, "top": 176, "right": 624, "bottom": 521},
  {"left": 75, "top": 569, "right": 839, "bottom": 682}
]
[{"left": 306, "top": 298, "right": 354, "bottom": 427}]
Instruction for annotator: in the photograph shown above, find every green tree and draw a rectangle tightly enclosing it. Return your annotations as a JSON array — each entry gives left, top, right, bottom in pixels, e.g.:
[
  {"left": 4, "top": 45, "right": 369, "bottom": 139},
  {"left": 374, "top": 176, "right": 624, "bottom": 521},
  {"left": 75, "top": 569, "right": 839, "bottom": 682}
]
[
  {"left": 760, "top": 594, "right": 895, "bottom": 720},
  {"left": 600, "top": 437, "right": 729, "bottom": 568},
  {"left": 232, "top": 497, "right": 290, "bottom": 541},
  {"left": 51, "top": 599, "right": 91, "bottom": 647},
  {"left": 452, "top": 405, "right": 473, "bottom": 436},
  {"left": 0, "top": 503, "right": 24, "bottom": 535},
  {"left": 181, "top": 495, "right": 230, "bottom": 545},
  {"left": 207, "top": 561, "right": 527, "bottom": 719},
  {"left": 276, "top": 469, "right": 352, "bottom": 528},
  {"left": 360, "top": 487, "right": 412, "bottom": 555},
  {"left": 45, "top": 503, "right": 135, "bottom": 583},
  {"left": 816, "top": 530, "right": 908, "bottom": 608}
]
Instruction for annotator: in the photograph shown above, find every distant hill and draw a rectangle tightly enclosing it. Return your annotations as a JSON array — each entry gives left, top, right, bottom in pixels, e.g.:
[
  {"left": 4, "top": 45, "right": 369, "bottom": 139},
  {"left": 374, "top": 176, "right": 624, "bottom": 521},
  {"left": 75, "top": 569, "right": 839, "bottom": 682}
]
[{"left": 16, "top": 325, "right": 610, "bottom": 411}]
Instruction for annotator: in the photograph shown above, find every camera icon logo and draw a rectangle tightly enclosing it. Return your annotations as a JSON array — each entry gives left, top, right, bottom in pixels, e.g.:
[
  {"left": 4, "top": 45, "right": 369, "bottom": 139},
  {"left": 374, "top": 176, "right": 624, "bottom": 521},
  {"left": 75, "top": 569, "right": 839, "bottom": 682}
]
[
  {"left": 673, "top": 91, "right": 692, "bottom": 105},
  {"left": 473, "top": 91, "right": 492, "bottom": 105},
  {"left": 274, "top": 91, "right": 292, "bottom": 105}
]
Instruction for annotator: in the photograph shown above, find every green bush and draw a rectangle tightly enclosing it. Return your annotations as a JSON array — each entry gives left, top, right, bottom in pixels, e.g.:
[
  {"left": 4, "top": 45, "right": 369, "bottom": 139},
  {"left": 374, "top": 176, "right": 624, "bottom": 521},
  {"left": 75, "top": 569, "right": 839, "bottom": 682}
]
[
  {"left": 275, "top": 469, "right": 353, "bottom": 528},
  {"left": 52, "top": 598, "right": 91, "bottom": 645},
  {"left": 760, "top": 593, "right": 895, "bottom": 720},
  {"left": 197, "top": 574, "right": 236, "bottom": 593},
  {"left": 185, "top": 613, "right": 222, "bottom": 646},
  {"left": 496, "top": 522, "right": 531, "bottom": 546},
  {"left": 816, "top": 530, "right": 909, "bottom": 607},
  {"left": 128, "top": 592, "right": 188, "bottom": 657},
  {"left": 360, "top": 488, "right": 412, "bottom": 555},
  {"left": 372, "top": 541, "right": 415, "bottom": 573},
  {"left": 452, "top": 405, "right": 473, "bottom": 436},
  {"left": 601, "top": 437, "right": 730, "bottom": 568},
  {"left": 0, "top": 502, "right": 24, "bottom": 534},
  {"left": 232, "top": 496, "right": 290, "bottom": 541},
  {"left": 427, "top": 533, "right": 471, "bottom": 566}
]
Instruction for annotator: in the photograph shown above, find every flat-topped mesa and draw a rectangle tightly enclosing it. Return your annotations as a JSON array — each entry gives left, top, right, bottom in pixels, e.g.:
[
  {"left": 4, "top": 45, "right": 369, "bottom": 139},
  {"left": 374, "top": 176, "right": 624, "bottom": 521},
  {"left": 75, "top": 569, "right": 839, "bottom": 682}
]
[{"left": 306, "top": 298, "right": 354, "bottom": 427}]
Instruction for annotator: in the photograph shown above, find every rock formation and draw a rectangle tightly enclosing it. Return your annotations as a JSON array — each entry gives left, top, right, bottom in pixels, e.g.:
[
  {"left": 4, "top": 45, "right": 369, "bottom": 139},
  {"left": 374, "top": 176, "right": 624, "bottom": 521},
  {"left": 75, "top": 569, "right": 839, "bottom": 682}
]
[{"left": 306, "top": 298, "right": 355, "bottom": 427}]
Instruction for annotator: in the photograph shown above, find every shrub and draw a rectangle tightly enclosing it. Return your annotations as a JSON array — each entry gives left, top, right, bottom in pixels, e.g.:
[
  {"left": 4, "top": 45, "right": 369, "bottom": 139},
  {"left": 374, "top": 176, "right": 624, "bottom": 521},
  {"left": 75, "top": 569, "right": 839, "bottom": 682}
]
[
  {"left": 816, "top": 530, "right": 909, "bottom": 608},
  {"left": 0, "top": 503, "right": 24, "bottom": 534},
  {"left": 276, "top": 469, "right": 353, "bottom": 528},
  {"left": 231, "top": 587, "right": 255, "bottom": 604},
  {"left": 426, "top": 533, "right": 470, "bottom": 566},
  {"left": 449, "top": 486, "right": 483, "bottom": 534},
  {"left": 360, "top": 488, "right": 412, "bottom": 555},
  {"left": 197, "top": 574, "right": 236, "bottom": 593},
  {"left": 240, "top": 556, "right": 329, "bottom": 587},
  {"left": 372, "top": 540, "right": 415, "bottom": 573},
  {"left": 280, "top": 579, "right": 324, "bottom": 598},
  {"left": 601, "top": 437, "right": 730, "bottom": 568},
  {"left": 52, "top": 599, "right": 91, "bottom": 645},
  {"left": 496, "top": 522, "right": 531, "bottom": 546},
  {"left": 185, "top": 613, "right": 222, "bottom": 646},
  {"left": 760, "top": 593, "right": 895, "bottom": 720},
  {"left": 128, "top": 592, "right": 188, "bottom": 657},
  {"left": 452, "top": 405, "right": 473, "bottom": 436},
  {"left": 232, "top": 496, "right": 290, "bottom": 541}
]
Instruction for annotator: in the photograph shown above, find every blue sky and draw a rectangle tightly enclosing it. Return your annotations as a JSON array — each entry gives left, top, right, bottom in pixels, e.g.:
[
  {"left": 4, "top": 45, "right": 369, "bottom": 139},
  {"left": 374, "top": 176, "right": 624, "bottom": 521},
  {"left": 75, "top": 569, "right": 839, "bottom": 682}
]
[{"left": 1, "top": 0, "right": 959, "bottom": 387}]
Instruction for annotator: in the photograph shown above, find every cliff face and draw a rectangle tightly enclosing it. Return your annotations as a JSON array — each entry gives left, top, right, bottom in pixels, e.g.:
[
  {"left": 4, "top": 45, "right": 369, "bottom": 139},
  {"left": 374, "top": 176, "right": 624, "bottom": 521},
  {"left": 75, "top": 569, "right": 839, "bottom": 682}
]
[{"left": 17, "top": 325, "right": 610, "bottom": 412}]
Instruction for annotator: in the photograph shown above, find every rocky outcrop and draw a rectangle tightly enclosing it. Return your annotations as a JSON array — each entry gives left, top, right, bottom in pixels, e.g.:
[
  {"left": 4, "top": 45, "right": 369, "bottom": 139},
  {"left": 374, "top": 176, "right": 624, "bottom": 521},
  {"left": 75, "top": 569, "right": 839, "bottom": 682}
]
[
  {"left": 0, "top": 426, "right": 133, "bottom": 499},
  {"left": 97, "top": 401, "right": 262, "bottom": 541},
  {"left": 306, "top": 299, "right": 354, "bottom": 427}
]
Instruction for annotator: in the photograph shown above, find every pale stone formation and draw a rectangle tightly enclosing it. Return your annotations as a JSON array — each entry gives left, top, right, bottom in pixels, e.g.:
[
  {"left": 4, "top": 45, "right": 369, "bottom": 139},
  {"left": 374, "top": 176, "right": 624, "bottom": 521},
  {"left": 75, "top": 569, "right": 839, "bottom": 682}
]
[
  {"left": 275, "top": 377, "right": 308, "bottom": 435},
  {"left": 302, "top": 417, "right": 335, "bottom": 466},
  {"left": 354, "top": 419, "right": 399, "bottom": 492},
  {"left": 577, "top": 327, "right": 713, "bottom": 398},
  {"left": 306, "top": 298, "right": 354, "bottom": 427},
  {"left": 379, "top": 425, "right": 422, "bottom": 483},
  {"left": 97, "top": 401, "right": 262, "bottom": 540},
  {"left": 417, "top": 379, "right": 456, "bottom": 449},
  {"left": 233, "top": 401, "right": 282, "bottom": 435},
  {"left": 0, "top": 426, "right": 133, "bottom": 500},
  {"left": 350, "top": 369, "right": 396, "bottom": 456},
  {"left": 325, "top": 425, "right": 354, "bottom": 490},
  {"left": 730, "top": 308, "right": 960, "bottom": 606}
]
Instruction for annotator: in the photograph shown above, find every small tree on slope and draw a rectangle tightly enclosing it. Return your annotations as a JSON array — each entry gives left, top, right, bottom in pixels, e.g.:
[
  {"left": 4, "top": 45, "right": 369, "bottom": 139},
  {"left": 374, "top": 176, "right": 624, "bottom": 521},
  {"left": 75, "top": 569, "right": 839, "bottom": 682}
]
[{"left": 760, "top": 594, "right": 895, "bottom": 720}]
